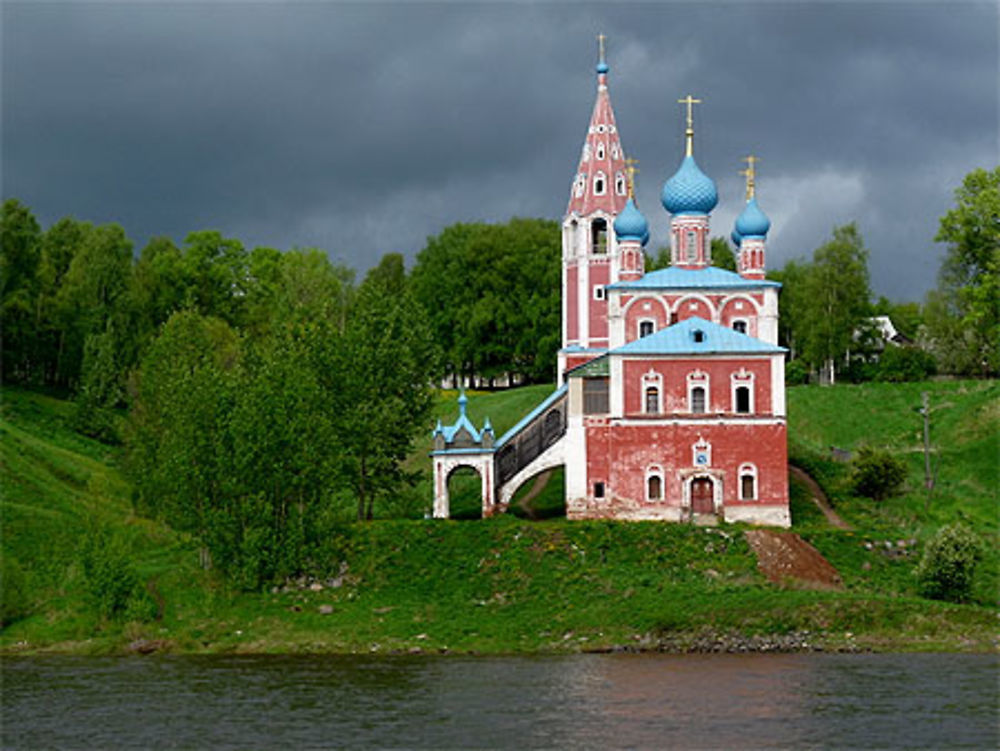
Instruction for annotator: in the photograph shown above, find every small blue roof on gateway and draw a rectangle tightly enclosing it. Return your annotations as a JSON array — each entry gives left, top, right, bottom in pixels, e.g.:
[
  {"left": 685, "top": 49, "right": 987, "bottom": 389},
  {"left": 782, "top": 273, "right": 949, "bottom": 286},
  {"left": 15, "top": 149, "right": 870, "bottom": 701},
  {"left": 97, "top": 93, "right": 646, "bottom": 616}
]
[
  {"left": 607, "top": 265, "right": 780, "bottom": 291},
  {"left": 612, "top": 316, "right": 786, "bottom": 356}
]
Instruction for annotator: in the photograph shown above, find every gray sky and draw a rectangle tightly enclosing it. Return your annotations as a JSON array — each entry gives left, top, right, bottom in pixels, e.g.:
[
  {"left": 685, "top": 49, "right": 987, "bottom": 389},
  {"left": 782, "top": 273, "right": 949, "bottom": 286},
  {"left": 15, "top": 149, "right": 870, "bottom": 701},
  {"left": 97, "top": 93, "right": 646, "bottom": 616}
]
[{"left": 3, "top": 1, "right": 997, "bottom": 300}]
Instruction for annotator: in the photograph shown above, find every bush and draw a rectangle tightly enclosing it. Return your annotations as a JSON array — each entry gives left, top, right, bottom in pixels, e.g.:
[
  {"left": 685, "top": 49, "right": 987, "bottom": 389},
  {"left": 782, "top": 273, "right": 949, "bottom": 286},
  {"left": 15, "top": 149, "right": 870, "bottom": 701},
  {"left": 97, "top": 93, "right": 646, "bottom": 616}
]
[
  {"left": 785, "top": 358, "right": 809, "bottom": 386},
  {"left": 79, "top": 524, "right": 150, "bottom": 621},
  {"left": 916, "top": 524, "right": 982, "bottom": 602},
  {"left": 851, "top": 446, "right": 907, "bottom": 500},
  {"left": 0, "top": 554, "right": 31, "bottom": 626},
  {"left": 876, "top": 346, "right": 937, "bottom": 382}
]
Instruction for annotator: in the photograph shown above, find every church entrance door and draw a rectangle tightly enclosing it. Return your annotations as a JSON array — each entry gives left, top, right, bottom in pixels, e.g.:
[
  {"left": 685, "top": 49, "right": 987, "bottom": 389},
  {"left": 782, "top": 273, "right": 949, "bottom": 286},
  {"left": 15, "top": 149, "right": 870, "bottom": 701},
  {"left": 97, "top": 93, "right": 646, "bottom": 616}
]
[{"left": 691, "top": 478, "right": 714, "bottom": 514}]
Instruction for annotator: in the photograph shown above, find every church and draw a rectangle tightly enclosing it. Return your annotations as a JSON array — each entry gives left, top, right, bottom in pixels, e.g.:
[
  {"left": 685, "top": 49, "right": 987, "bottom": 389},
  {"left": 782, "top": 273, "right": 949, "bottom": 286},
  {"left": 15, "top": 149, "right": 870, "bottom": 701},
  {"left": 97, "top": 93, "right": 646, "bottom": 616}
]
[{"left": 431, "top": 41, "right": 790, "bottom": 527}]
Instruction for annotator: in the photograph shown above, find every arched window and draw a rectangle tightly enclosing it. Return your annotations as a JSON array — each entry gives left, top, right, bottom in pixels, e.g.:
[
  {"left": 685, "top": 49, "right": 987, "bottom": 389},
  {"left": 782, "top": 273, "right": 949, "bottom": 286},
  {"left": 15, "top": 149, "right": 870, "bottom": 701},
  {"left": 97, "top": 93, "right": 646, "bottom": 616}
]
[
  {"left": 686, "top": 230, "right": 697, "bottom": 261},
  {"left": 691, "top": 386, "right": 706, "bottom": 413},
  {"left": 594, "top": 171, "right": 607, "bottom": 195},
  {"left": 639, "top": 319, "right": 655, "bottom": 338},
  {"left": 735, "top": 386, "right": 751, "bottom": 414},
  {"left": 575, "top": 174, "right": 586, "bottom": 197},
  {"left": 615, "top": 172, "right": 626, "bottom": 195},
  {"left": 591, "top": 218, "right": 608, "bottom": 254},
  {"left": 596, "top": 142, "right": 605, "bottom": 160},
  {"left": 645, "top": 386, "right": 659, "bottom": 414},
  {"left": 647, "top": 474, "right": 662, "bottom": 501},
  {"left": 739, "top": 464, "right": 757, "bottom": 501},
  {"left": 732, "top": 320, "right": 748, "bottom": 334}
]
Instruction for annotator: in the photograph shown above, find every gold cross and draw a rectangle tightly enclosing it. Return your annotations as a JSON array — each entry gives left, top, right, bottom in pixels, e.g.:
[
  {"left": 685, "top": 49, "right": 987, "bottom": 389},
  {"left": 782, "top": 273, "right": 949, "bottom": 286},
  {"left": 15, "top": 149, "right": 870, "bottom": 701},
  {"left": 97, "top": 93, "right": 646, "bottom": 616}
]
[
  {"left": 625, "top": 157, "right": 639, "bottom": 199},
  {"left": 677, "top": 95, "right": 702, "bottom": 156},
  {"left": 740, "top": 155, "right": 759, "bottom": 200},
  {"left": 677, "top": 95, "right": 702, "bottom": 129},
  {"left": 597, "top": 34, "right": 606, "bottom": 64}
]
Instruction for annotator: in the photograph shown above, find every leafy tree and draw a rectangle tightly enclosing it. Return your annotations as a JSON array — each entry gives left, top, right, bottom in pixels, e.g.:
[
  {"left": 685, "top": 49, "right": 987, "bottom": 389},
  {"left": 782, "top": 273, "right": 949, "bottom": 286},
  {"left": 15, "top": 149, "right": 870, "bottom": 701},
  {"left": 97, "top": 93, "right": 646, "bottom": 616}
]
[
  {"left": 772, "top": 259, "right": 809, "bottom": 362},
  {"left": 916, "top": 524, "right": 982, "bottom": 602},
  {"left": 710, "top": 237, "right": 737, "bottom": 271},
  {"left": 74, "top": 322, "right": 125, "bottom": 442},
  {"left": 646, "top": 245, "right": 671, "bottom": 271},
  {"left": 925, "top": 167, "right": 1000, "bottom": 375},
  {"left": 875, "top": 345, "right": 936, "bottom": 383},
  {"left": 0, "top": 199, "right": 42, "bottom": 382},
  {"left": 850, "top": 446, "right": 907, "bottom": 500},
  {"left": 798, "top": 223, "right": 872, "bottom": 384},
  {"left": 336, "top": 264, "right": 439, "bottom": 520},
  {"left": 410, "top": 219, "right": 559, "bottom": 384}
]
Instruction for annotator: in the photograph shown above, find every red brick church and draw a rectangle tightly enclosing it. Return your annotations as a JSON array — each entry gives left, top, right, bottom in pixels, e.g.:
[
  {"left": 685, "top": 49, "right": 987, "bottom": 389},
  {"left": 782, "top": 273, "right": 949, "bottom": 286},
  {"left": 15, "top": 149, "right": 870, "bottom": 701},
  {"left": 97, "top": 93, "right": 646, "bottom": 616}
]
[{"left": 432, "top": 41, "right": 790, "bottom": 527}]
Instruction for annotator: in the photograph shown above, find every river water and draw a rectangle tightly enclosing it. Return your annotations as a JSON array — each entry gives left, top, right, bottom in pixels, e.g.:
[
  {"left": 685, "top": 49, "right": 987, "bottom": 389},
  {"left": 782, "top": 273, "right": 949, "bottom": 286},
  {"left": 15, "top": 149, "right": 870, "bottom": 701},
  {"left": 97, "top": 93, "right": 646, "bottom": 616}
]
[{"left": 2, "top": 653, "right": 996, "bottom": 749}]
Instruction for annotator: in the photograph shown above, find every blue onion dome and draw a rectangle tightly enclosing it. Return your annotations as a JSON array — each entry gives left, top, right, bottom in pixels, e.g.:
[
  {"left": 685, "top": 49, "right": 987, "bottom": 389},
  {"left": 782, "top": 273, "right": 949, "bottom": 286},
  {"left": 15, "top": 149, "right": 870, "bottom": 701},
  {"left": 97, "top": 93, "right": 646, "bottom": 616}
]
[
  {"left": 596, "top": 60, "right": 609, "bottom": 74},
  {"left": 614, "top": 198, "right": 649, "bottom": 245},
  {"left": 730, "top": 227, "right": 743, "bottom": 248},
  {"left": 661, "top": 155, "right": 719, "bottom": 215},
  {"left": 734, "top": 196, "right": 771, "bottom": 238}
]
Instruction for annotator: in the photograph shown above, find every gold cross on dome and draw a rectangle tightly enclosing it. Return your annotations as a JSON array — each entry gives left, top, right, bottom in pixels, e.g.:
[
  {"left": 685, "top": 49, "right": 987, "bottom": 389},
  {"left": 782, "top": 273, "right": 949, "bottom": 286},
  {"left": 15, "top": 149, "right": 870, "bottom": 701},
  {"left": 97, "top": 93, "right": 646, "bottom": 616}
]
[
  {"left": 677, "top": 94, "right": 702, "bottom": 129},
  {"left": 598, "top": 34, "right": 606, "bottom": 64},
  {"left": 625, "top": 157, "right": 639, "bottom": 199},
  {"left": 677, "top": 95, "right": 702, "bottom": 156},
  {"left": 740, "top": 155, "right": 759, "bottom": 200}
]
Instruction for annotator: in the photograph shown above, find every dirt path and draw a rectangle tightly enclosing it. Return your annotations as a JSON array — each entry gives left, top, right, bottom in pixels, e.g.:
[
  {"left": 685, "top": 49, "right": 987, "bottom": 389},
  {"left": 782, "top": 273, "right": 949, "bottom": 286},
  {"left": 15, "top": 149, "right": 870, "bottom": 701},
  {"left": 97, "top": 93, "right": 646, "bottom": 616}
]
[
  {"left": 745, "top": 529, "right": 843, "bottom": 590},
  {"left": 515, "top": 470, "right": 552, "bottom": 520},
  {"left": 789, "top": 463, "right": 852, "bottom": 530}
]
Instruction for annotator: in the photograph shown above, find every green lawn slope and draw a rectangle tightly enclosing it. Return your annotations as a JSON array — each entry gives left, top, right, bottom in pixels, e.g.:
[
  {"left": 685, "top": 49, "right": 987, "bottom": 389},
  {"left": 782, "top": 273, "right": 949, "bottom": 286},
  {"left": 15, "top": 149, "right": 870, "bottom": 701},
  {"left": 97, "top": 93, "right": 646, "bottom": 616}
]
[{"left": 1, "top": 381, "right": 996, "bottom": 655}]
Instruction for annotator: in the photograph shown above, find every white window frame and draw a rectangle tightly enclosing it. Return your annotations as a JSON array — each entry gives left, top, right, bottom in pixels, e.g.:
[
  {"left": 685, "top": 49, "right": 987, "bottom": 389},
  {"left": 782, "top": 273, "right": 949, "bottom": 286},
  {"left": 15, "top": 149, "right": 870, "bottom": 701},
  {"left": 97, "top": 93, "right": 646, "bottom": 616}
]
[
  {"left": 646, "top": 465, "right": 664, "bottom": 501},
  {"left": 594, "top": 171, "right": 607, "bottom": 196},
  {"left": 686, "top": 230, "right": 697, "bottom": 261},
  {"left": 575, "top": 174, "right": 586, "bottom": 197},
  {"left": 593, "top": 285, "right": 606, "bottom": 301},
  {"left": 642, "top": 369, "right": 663, "bottom": 414},
  {"left": 596, "top": 141, "right": 606, "bottom": 160},
  {"left": 615, "top": 172, "right": 626, "bottom": 195},
  {"left": 687, "top": 370, "right": 710, "bottom": 413},
  {"left": 739, "top": 463, "right": 758, "bottom": 501},
  {"left": 731, "top": 369, "right": 755, "bottom": 414}
]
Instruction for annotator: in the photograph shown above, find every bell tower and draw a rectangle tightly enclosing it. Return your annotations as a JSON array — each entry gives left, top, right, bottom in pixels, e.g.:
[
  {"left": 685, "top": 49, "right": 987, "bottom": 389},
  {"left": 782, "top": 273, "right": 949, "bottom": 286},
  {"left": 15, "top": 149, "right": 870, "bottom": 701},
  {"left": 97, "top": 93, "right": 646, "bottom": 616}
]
[{"left": 559, "top": 36, "right": 630, "bottom": 380}]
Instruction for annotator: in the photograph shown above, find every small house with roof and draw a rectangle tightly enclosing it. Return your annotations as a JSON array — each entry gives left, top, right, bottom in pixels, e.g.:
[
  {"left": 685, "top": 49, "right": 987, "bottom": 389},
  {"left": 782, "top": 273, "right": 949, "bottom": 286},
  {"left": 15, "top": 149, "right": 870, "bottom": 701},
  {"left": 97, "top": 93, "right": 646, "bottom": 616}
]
[{"left": 431, "top": 40, "right": 790, "bottom": 526}]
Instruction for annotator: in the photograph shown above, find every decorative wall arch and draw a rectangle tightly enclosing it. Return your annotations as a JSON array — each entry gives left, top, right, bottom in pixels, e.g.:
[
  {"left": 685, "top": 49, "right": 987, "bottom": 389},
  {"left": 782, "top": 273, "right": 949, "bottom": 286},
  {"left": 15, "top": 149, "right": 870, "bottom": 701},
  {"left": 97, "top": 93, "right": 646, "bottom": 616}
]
[{"left": 670, "top": 293, "right": 717, "bottom": 323}]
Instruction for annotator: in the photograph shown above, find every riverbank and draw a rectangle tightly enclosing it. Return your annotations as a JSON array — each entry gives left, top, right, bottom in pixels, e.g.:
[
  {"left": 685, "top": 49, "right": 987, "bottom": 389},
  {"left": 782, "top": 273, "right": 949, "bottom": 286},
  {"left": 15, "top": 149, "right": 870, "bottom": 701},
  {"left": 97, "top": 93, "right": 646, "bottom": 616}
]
[{"left": 2, "top": 382, "right": 997, "bottom": 657}]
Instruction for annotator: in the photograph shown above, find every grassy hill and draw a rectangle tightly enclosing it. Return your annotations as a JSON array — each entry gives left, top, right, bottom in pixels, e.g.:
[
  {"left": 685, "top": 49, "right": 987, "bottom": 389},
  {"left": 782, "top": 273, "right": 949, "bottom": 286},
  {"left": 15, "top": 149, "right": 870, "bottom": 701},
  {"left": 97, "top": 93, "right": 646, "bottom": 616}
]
[{"left": 1, "top": 381, "right": 997, "bottom": 654}]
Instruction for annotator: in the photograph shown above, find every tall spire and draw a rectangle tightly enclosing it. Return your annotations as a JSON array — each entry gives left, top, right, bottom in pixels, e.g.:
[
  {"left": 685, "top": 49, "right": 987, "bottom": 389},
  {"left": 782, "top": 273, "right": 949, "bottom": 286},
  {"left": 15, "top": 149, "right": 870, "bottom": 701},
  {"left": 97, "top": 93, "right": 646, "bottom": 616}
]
[
  {"left": 566, "top": 35, "right": 629, "bottom": 217},
  {"left": 677, "top": 94, "right": 702, "bottom": 158}
]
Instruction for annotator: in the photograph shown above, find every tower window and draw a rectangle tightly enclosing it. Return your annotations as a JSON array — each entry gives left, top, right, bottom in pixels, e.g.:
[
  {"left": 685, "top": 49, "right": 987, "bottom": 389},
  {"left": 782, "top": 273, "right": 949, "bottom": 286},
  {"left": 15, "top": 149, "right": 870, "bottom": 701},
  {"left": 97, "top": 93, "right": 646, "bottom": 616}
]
[
  {"left": 615, "top": 172, "right": 626, "bottom": 195},
  {"left": 686, "top": 230, "right": 697, "bottom": 261},
  {"left": 591, "top": 218, "right": 607, "bottom": 254},
  {"left": 594, "top": 172, "right": 606, "bottom": 196},
  {"left": 596, "top": 142, "right": 605, "bottom": 160}
]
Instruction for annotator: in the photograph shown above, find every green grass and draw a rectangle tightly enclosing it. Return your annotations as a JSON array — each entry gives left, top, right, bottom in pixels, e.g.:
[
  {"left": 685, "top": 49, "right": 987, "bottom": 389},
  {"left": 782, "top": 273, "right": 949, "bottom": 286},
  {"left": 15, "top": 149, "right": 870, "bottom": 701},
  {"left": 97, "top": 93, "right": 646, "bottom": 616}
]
[{"left": 2, "top": 381, "right": 997, "bottom": 655}]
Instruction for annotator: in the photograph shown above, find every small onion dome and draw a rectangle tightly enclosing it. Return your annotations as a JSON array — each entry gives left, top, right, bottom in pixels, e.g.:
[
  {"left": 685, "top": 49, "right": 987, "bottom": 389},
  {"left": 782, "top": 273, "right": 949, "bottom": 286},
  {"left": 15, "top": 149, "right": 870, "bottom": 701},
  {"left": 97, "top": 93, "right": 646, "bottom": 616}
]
[
  {"left": 735, "top": 197, "right": 771, "bottom": 238},
  {"left": 730, "top": 227, "right": 743, "bottom": 248},
  {"left": 661, "top": 155, "right": 719, "bottom": 215},
  {"left": 613, "top": 198, "right": 650, "bottom": 245},
  {"left": 596, "top": 60, "right": 609, "bottom": 75}
]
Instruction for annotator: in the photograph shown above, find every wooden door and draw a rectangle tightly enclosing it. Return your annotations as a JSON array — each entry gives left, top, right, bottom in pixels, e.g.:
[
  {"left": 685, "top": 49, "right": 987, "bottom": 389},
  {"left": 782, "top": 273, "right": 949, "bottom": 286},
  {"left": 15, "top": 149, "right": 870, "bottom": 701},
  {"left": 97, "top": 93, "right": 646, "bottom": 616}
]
[{"left": 691, "top": 478, "right": 714, "bottom": 514}]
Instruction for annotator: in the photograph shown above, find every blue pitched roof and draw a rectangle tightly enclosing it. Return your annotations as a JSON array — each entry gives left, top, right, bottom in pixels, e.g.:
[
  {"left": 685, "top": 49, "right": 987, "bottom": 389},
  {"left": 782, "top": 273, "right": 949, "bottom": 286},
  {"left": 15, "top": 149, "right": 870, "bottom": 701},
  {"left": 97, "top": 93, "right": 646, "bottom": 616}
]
[
  {"left": 434, "top": 391, "right": 489, "bottom": 444},
  {"left": 611, "top": 316, "right": 785, "bottom": 356},
  {"left": 607, "top": 265, "right": 780, "bottom": 291}
]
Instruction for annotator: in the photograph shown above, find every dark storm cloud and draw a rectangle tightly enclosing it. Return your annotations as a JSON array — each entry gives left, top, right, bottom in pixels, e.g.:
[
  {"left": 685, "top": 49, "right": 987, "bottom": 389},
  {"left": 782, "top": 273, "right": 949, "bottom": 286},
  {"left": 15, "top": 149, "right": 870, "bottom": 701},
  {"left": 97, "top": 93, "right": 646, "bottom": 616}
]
[{"left": 3, "top": 1, "right": 997, "bottom": 299}]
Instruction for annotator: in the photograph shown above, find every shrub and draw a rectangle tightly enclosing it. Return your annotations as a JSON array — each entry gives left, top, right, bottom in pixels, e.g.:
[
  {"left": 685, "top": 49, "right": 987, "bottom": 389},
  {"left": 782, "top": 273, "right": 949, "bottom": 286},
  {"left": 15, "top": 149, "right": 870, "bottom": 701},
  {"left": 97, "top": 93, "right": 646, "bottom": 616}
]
[
  {"left": 79, "top": 524, "right": 149, "bottom": 621},
  {"left": 916, "top": 524, "right": 982, "bottom": 602},
  {"left": 785, "top": 358, "right": 809, "bottom": 386},
  {"left": 876, "top": 346, "right": 937, "bottom": 382},
  {"left": 0, "top": 554, "right": 31, "bottom": 626},
  {"left": 851, "top": 446, "right": 907, "bottom": 500}
]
